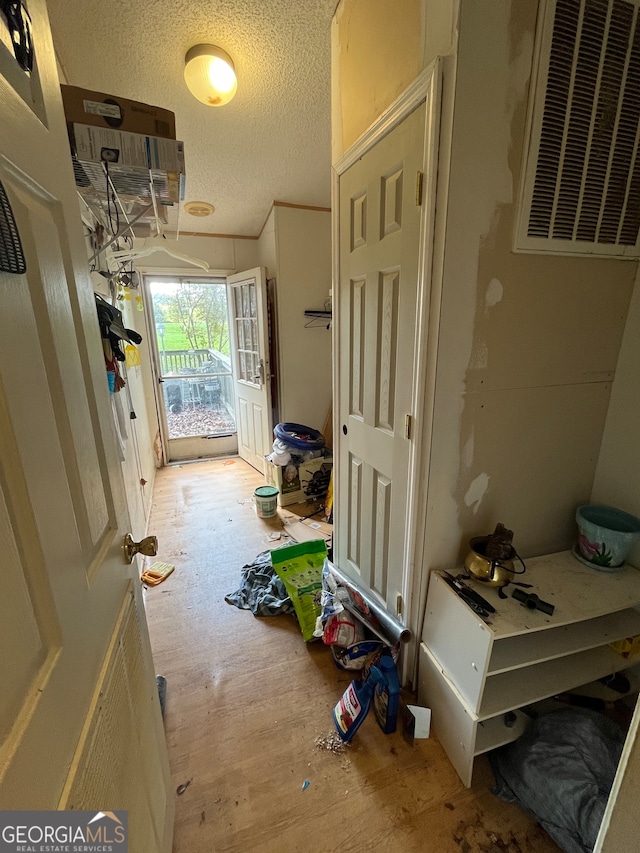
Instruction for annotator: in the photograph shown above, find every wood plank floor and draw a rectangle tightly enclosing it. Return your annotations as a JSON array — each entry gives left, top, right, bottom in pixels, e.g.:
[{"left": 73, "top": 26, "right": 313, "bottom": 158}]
[{"left": 144, "top": 458, "right": 560, "bottom": 853}]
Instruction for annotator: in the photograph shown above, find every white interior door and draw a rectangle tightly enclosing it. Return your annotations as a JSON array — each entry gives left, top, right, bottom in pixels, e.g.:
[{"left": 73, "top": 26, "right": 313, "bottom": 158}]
[
  {"left": 227, "top": 267, "right": 273, "bottom": 473},
  {"left": 336, "top": 103, "right": 426, "bottom": 619},
  {"left": 0, "top": 3, "right": 172, "bottom": 848}
]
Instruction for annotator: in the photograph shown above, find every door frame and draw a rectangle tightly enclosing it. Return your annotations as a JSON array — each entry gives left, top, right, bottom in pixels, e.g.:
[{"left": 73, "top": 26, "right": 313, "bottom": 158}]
[
  {"left": 332, "top": 59, "right": 443, "bottom": 684},
  {"left": 140, "top": 267, "right": 238, "bottom": 463}
]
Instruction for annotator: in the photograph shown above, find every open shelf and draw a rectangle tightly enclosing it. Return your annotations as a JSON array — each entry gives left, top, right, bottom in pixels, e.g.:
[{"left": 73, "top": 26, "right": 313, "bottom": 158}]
[
  {"left": 488, "top": 607, "right": 640, "bottom": 675},
  {"left": 479, "top": 644, "right": 627, "bottom": 720},
  {"left": 474, "top": 709, "right": 531, "bottom": 755}
]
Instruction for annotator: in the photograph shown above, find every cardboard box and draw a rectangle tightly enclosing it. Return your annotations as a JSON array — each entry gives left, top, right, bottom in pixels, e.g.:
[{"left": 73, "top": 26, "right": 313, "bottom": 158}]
[
  {"left": 299, "top": 457, "right": 333, "bottom": 501},
  {"left": 265, "top": 460, "right": 304, "bottom": 506},
  {"left": 278, "top": 507, "right": 333, "bottom": 544},
  {"left": 61, "top": 85, "right": 176, "bottom": 139},
  {"left": 266, "top": 456, "right": 333, "bottom": 507}
]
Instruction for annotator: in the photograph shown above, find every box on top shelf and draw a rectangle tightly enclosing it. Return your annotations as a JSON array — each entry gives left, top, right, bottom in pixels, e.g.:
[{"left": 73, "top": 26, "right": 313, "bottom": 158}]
[{"left": 60, "top": 85, "right": 176, "bottom": 139}]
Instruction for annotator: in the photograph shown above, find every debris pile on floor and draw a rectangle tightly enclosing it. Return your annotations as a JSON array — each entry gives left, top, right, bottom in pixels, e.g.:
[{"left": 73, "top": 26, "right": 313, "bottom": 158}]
[
  {"left": 226, "top": 543, "right": 406, "bottom": 745},
  {"left": 314, "top": 732, "right": 350, "bottom": 754}
]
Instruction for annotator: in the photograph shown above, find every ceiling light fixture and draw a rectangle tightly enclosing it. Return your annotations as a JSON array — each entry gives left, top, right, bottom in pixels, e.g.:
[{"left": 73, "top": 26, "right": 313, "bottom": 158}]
[{"left": 184, "top": 44, "right": 237, "bottom": 107}]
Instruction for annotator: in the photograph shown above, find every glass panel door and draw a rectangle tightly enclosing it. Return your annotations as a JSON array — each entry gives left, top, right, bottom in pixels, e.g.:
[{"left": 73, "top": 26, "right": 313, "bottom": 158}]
[
  {"left": 148, "top": 278, "right": 237, "bottom": 460},
  {"left": 233, "top": 281, "right": 261, "bottom": 385}
]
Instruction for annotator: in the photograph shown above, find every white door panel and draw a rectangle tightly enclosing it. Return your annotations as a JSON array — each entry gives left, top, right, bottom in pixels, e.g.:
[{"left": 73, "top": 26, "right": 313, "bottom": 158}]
[
  {"left": 0, "top": 2, "right": 172, "bottom": 846},
  {"left": 337, "top": 104, "right": 425, "bottom": 613},
  {"left": 227, "top": 267, "right": 272, "bottom": 473}
]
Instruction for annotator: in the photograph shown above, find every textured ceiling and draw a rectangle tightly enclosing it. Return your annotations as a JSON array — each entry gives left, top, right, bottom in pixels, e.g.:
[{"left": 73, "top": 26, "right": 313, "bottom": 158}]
[{"left": 47, "top": 0, "right": 336, "bottom": 236}]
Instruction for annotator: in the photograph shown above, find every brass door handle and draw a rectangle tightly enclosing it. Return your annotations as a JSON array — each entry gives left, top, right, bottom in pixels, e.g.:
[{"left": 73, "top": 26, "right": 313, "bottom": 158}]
[{"left": 124, "top": 533, "right": 158, "bottom": 564}]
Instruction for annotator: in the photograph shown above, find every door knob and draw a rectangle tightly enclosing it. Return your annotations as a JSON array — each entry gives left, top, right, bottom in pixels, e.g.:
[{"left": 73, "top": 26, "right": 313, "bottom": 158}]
[
  {"left": 253, "top": 359, "right": 265, "bottom": 386},
  {"left": 124, "top": 533, "right": 158, "bottom": 564}
]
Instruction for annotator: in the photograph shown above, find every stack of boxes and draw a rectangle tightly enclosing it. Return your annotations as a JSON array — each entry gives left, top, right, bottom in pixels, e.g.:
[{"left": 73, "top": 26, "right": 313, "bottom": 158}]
[{"left": 60, "top": 85, "right": 185, "bottom": 207}]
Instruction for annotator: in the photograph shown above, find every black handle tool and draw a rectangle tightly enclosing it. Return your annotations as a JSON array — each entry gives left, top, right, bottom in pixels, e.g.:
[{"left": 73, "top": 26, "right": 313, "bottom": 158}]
[{"left": 442, "top": 572, "right": 496, "bottom": 617}]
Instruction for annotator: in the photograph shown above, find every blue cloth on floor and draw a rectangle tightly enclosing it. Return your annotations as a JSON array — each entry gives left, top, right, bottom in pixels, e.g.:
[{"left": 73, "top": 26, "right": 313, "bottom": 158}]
[
  {"left": 490, "top": 707, "right": 625, "bottom": 853},
  {"left": 225, "top": 550, "right": 295, "bottom": 616}
]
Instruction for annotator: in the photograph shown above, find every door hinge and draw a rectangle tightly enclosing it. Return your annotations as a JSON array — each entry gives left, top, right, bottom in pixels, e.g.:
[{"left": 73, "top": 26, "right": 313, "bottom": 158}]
[
  {"left": 415, "top": 171, "right": 424, "bottom": 206},
  {"left": 404, "top": 414, "right": 412, "bottom": 440},
  {"left": 396, "top": 594, "right": 403, "bottom": 616}
]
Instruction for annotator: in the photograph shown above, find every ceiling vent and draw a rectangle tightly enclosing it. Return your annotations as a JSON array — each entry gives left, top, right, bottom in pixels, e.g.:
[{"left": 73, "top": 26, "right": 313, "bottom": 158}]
[{"left": 516, "top": 0, "right": 640, "bottom": 257}]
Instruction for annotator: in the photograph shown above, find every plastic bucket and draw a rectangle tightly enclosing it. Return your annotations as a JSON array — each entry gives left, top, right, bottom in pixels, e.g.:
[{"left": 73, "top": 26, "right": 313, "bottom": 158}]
[
  {"left": 254, "top": 485, "right": 279, "bottom": 518},
  {"left": 576, "top": 504, "right": 640, "bottom": 570}
]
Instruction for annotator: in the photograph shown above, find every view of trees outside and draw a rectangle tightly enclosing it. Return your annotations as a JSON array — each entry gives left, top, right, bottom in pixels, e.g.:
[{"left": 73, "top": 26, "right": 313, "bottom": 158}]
[
  {"left": 149, "top": 280, "right": 236, "bottom": 439},
  {"left": 151, "top": 281, "right": 229, "bottom": 354}
]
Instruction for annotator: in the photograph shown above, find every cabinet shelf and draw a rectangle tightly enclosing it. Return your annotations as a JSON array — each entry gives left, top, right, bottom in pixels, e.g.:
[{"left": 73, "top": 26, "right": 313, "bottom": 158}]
[
  {"left": 475, "top": 709, "right": 530, "bottom": 755},
  {"left": 480, "top": 644, "right": 627, "bottom": 720},
  {"left": 488, "top": 607, "right": 640, "bottom": 675}
]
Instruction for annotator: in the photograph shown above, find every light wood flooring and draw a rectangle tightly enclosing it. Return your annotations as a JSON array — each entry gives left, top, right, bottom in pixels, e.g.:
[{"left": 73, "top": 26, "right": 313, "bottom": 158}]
[{"left": 144, "top": 458, "right": 560, "bottom": 853}]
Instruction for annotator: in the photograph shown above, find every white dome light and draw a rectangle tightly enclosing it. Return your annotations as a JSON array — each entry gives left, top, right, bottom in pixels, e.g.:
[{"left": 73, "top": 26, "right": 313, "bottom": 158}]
[{"left": 184, "top": 44, "right": 237, "bottom": 107}]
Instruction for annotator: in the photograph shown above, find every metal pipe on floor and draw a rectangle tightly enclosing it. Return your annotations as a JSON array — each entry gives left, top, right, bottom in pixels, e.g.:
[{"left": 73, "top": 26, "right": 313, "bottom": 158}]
[{"left": 327, "top": 560, "right": 411, "bottom": 645}]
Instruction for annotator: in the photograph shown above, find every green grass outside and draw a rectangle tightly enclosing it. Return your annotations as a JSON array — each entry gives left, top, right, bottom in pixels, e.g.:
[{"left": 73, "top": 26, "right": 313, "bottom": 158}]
[
  {"left": 155, "top": 322, "right": 192, "bottom": 351},
  {"left": 155, "top": 323, "right": 230, "bottom": 355}
]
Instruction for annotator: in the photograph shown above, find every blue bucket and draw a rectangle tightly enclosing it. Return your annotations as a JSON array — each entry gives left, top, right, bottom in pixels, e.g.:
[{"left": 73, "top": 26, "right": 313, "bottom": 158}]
[{"left": 575, "top": 504, "right": 640, "bottom": 570}]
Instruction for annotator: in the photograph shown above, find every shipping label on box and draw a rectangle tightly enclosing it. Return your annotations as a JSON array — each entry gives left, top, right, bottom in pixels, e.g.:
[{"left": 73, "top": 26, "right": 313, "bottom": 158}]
[{"left": 71, "top": 124, "right": 185, "bottom": 173}]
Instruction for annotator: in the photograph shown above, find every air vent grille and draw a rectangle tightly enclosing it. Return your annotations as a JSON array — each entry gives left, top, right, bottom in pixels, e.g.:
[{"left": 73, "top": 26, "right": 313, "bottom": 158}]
[
  {"left": 518, "top": 0, "right": 640, "bottom": 256},
  {"left": 0, "top": 180, "right": 26, "bottom": 275}
]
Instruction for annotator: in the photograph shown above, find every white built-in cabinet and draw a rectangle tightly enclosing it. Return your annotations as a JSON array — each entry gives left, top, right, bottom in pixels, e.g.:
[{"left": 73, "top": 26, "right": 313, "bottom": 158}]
[{"left": 419, "top": 552, "right": 640, "bottom": 787}]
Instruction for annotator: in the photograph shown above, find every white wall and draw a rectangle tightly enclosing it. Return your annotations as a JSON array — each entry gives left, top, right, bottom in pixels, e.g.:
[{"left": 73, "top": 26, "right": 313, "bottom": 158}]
[
  {"left": 272, "top": 205, "right": 332, "bottom": 431},
  {"left": 592, "top": 268, "right": 640, "bottom": 568},
  {"left": 133, "top": 234, "right": 259, "bottom": 275},
  {"left": 423, "top": 0, "right": 636, "bottom": 568},
  {"left": 257, "top": 209, "right": 277, "bottom": 277},
  {"left": 332, "top": 0, "right": 426, "bottom": 161}
]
